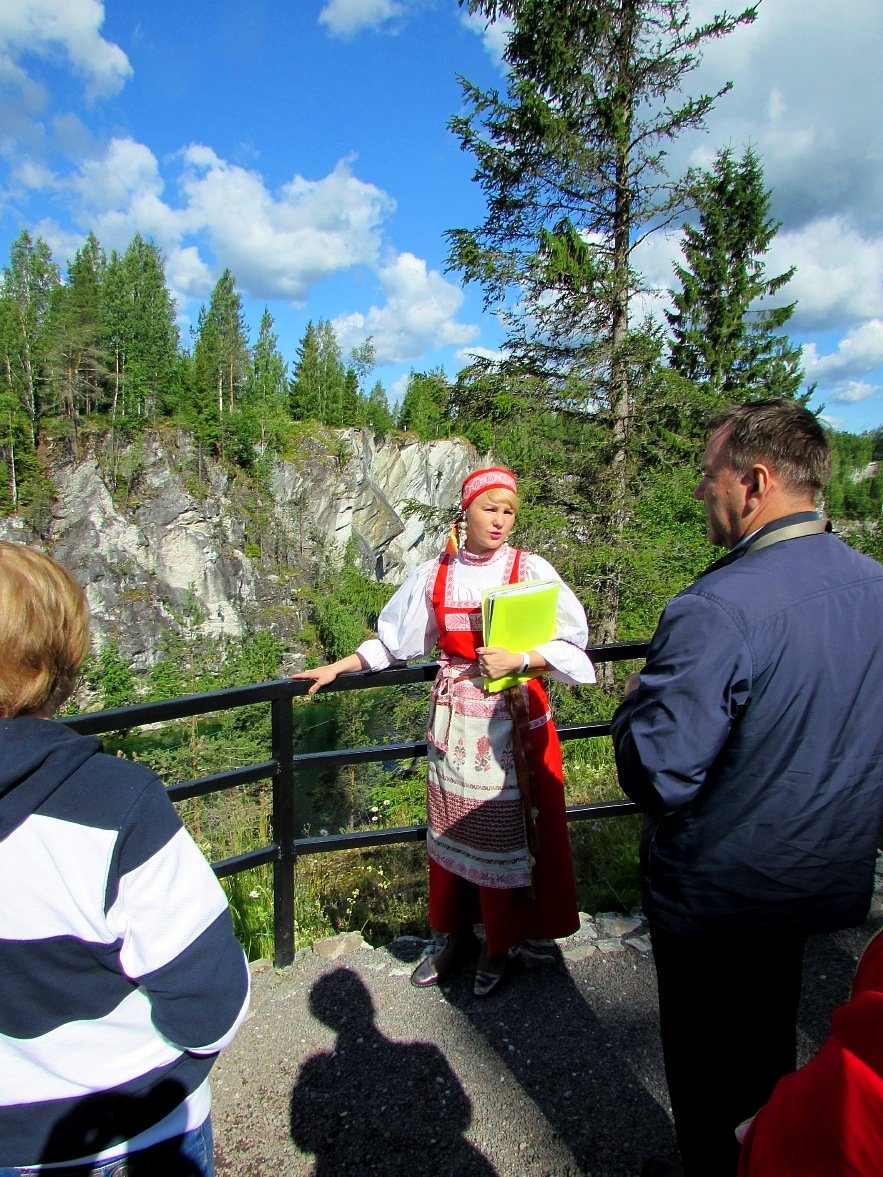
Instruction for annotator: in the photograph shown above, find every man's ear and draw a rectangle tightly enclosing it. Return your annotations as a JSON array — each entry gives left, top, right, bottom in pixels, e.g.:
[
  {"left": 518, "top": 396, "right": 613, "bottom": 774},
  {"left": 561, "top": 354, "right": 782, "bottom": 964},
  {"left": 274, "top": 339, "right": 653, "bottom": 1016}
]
[{"left": 748, "top": 462, "right": 772, "bottom": 500}]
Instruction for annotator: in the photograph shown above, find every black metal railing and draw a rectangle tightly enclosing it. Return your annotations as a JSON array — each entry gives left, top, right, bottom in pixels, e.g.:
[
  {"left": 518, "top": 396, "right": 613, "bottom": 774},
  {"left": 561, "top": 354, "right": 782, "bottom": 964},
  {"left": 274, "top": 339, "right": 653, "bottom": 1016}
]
[{"left": 62, "top": 640, "right": 648, "bottom": 967}]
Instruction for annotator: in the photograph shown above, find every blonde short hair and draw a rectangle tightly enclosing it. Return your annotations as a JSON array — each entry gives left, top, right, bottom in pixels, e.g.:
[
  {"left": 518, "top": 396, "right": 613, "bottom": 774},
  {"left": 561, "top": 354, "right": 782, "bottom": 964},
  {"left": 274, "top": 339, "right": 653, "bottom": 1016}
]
[{"left": 0, "top": 542, "right": 90, "bottom": 717}]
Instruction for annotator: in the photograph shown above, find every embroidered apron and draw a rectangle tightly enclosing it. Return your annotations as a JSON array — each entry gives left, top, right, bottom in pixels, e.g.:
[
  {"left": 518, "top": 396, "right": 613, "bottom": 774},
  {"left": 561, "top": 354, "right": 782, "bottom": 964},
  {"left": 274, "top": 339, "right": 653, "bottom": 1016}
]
[{"left": 425, "top": 550, "right": 553, "bottom": 889}]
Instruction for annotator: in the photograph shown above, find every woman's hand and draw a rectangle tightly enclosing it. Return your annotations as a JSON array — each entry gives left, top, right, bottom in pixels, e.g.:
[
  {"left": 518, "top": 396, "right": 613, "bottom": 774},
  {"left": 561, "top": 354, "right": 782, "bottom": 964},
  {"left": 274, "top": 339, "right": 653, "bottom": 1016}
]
[
  {"left": 476, "top": 645, "right": 529, "bottom": 681},
  {"left": 293, "top": 653, "right": 366, "bottom": 696},
  {"left": 292, "top": 666, "right": 338, "bottom": 696}
]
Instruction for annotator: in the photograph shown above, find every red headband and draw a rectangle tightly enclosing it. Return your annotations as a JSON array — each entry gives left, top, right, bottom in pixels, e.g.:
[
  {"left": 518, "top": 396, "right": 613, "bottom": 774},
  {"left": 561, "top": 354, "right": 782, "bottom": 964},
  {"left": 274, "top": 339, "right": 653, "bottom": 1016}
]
[{"left": 460, "top": 467, "right": 518, "bottom": 511}]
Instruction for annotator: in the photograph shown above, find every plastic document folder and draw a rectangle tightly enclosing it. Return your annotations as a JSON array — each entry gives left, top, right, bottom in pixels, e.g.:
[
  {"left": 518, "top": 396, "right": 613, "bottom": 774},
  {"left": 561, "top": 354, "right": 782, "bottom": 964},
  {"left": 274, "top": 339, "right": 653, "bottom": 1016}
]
[{"left": 480, "top": 579, "right": 560, "bottom": 693}]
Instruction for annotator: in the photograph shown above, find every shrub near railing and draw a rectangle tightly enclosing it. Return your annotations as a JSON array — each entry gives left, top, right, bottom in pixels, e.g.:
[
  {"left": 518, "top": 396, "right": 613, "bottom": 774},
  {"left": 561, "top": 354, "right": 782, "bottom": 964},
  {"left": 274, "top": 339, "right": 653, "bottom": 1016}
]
[{"left": 62, "top": 641, "right": 648, "bottom": 967}]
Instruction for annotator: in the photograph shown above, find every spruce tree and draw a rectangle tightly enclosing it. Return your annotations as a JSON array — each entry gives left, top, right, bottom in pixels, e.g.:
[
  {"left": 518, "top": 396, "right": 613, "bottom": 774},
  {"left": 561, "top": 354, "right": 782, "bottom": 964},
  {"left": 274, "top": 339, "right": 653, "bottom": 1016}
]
[
  {"left": 120, "top": 235, "right": 180, "bottom": 419},
  {"left": 245, "top": 306, "right": 290, "bottom": 451},
  {"left": 365, "top": 380, "right": 393, "bottom": 434},
  {"left": 667, "top": 146, "right": 804, "bottom": 400},
  {"left": 289, "top": 319, "right": 347, "bottom": 425},
  {"left": 448, "top": 0, "right": 757, "bottom": 638},
  {"left": 48, "top": 233, "right": 108, "bottom": 427},
  {"left": 397, "top": 369, "right": 453, "bottom": 440},
  {"left": 289, "top": 321, "right": 322, "bottom": 420}
]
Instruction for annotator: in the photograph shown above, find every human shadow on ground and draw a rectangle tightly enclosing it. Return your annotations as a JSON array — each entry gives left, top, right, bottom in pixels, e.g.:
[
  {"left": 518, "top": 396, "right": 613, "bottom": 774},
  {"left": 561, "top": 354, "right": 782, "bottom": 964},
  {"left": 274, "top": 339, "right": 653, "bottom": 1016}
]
[
  {"left": 429, "top": 919, "right": 883, "bottom": 1177},
  {"left": 433, "top": 943, "right": 679, "bottom": 1177},
  {"left": 289, "top": 967, "right": 498, "bottom": 1176}
]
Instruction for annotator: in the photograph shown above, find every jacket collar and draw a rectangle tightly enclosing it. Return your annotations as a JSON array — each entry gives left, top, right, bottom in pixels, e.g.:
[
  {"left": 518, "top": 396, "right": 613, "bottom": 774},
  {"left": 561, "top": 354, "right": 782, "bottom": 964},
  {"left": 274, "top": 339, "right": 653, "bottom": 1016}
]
[{"left": 700, "top": 511, "right": 829, "bottom": 578}]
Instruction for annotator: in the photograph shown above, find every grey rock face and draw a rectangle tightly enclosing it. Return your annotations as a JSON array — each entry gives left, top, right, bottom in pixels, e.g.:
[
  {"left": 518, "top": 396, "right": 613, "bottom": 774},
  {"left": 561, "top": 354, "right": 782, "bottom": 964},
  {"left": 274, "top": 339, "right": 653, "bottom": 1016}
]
[{"left": 0, "top": 429, "right": 478, "bottom": 671}]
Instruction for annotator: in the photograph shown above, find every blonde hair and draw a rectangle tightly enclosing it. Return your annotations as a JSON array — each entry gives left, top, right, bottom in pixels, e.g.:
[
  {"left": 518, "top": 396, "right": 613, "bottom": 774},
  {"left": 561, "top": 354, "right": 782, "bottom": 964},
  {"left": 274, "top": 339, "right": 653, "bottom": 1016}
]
[
  {"left": 0, "top": 542, "right": 90, "bottom": 717},
  {"left": 483, "top": 486, "right": 520, "bottom": 513}
]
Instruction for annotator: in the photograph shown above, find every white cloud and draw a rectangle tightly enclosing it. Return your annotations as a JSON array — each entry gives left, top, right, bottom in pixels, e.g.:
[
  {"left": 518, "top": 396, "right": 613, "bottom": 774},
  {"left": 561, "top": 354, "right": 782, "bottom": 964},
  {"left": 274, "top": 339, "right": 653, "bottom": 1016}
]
[
  {"left": 685, "top": 0, "right": 883, "bottom": 233},
  {"left": 0, "top": 0, "right": 131, "bottom": 101},
  {"left": 332, "top": 251, "right": 479, "bottom": 364},
  {"left": 13, "top": 158, "right": 55, "bottom": 192},
  {"left": 769, "top": 219, "right": 883, "bottom": 331},
  {"left": 455, "top": 343, "right": 505, "bottom": 367},
  {"left": 55, "top": 140, "right": 397, "bottom": 305},
  {"left": 459, "top": 9, "right": 513, "bottom": 66},
  {"left": 389, "top": 372, "right": 410, "bottom": 405},
  {"left": 165, "top": 245, "right": 213, "bottom": 304},
  {"left": 179, "top": 150, "right": 395, "bottom": 302},
  {"left": 30, "top": 218, "right": 82, "bottom": 269},
  {"left": 318, "top": 0, "right": 404, "bottom": 38},
  {"left": 803, "top": 321, "right": 883, "bottom": 386},
  {"left": 801, "top": 322, "right": 883, "bottom": 411},
  {"left": 74, "top": 137, "right": 163, "bottom": 214},
  {"left": 66, "top": 137, "right": 183, "bottom": 256},
  {"left": 825, "top": 381, "right": 878, "bottom": 406}
]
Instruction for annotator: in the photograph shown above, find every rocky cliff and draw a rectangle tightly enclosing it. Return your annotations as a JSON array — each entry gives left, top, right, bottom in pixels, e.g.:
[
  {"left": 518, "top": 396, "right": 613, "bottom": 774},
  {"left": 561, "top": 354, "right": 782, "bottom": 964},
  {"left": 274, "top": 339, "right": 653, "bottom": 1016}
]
[{"left": 0, "top": 427, "right": 478, "bottom": 672}]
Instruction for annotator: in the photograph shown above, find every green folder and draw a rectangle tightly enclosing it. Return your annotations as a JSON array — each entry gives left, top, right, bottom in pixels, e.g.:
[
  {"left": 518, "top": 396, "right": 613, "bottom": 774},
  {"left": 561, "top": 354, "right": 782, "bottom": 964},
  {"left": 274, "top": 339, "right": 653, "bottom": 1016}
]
[{"left": 480, "top": 579, "right": 560, "bottom": 693}]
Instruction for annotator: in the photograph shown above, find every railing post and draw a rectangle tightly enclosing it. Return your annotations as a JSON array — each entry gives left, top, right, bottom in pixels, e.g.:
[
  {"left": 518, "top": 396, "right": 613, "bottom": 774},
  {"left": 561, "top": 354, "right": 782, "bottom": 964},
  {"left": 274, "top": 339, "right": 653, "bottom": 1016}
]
[{"left": 270, "top": 691, "right": 296, "bottom": 968}]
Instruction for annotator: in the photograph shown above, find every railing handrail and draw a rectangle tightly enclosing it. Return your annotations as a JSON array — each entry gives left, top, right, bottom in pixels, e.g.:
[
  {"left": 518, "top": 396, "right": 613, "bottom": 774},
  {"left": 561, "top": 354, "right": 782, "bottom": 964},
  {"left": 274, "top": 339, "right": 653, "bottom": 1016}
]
[{"left": 61, "top": 639, "right": 649, "bottom": 966}]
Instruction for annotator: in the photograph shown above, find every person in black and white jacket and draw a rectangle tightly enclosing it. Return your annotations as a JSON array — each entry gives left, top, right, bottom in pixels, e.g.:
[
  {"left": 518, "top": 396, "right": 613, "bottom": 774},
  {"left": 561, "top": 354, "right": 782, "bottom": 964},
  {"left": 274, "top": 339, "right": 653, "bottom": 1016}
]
[{"left": 0, "top": 541, "right": 250, "bottom": 1175}]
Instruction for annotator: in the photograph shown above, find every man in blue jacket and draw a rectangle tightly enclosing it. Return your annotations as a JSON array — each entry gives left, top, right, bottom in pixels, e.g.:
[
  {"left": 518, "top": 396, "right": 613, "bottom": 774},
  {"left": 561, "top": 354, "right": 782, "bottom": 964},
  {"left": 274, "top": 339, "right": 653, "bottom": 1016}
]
[{"left": 611, "top": 399, "right": 883, "bottom": 1177}]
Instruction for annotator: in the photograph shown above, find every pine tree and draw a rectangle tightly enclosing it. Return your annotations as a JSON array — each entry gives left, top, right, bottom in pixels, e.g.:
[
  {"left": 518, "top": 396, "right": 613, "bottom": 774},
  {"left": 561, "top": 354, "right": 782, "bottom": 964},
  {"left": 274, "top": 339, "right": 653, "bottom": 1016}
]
[
  {"left": 667, "top": 147, "right": 804, "bottom": 400},
  {"left": 194, "top": 269, "right": 249, "bottom": 418},
  {"left": 189, "top": 269, "right": 249, "bottom": 462},
  {"left": 101, "top": 249, "right": 129, "bottom": 424}
]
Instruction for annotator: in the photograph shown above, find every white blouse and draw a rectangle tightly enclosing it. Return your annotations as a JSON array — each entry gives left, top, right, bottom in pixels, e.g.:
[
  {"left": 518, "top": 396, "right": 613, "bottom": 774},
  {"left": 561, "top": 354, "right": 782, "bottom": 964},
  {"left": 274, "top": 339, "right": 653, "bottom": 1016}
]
[{"left": 356, "top": 545, "right": 596, "bottom": 686}]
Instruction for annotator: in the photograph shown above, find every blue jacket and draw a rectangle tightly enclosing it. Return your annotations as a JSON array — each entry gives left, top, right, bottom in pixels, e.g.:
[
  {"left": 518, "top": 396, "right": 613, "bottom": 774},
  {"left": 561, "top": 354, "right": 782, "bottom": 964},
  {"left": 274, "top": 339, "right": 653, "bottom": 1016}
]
[{"left": 611, "top": 515, "right": 883, "bottom": 936}]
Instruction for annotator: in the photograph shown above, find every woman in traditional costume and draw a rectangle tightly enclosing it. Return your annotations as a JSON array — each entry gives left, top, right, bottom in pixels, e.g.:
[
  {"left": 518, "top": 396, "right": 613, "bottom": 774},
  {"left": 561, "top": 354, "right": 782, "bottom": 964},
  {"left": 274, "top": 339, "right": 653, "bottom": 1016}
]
[{"left": 295, "top": 467, "right": 595, "bottom": 996}]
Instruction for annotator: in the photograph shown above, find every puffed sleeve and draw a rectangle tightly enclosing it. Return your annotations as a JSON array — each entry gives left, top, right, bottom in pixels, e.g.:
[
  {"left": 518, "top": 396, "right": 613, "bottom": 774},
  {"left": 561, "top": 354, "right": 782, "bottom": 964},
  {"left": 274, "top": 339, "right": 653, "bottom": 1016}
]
[
  {"left": 521, "top": 554, "right": 596, "bottom": 685},
  {"left": 356, "top": 559, "right": 440, "bottom": 671}
]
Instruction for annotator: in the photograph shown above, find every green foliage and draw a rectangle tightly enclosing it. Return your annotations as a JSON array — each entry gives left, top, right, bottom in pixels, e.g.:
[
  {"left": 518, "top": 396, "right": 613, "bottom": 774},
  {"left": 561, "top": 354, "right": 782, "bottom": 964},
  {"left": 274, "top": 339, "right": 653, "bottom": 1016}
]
[
  {"left": 289, "top": 319, "right": 347, "bottom": 425},
  {"left": 397, "top": 368, "right": 454, "bottom": 439},
  {"left": 223, "top": 869, "right": 275, "bottom": 962},
  {"left": 842, "top": 524, "right": 883, "bottom": 564},
  {"left": 115, "top": 235, "right": 180, "bottom": 420},
  {"left": 365, "top": 380, "right": 394, "bottom": 434},
  {"left": 571, "top": 814, "right": 643, "bottom": 915},
  {"left": 305, "top": 540, "right": 396, "bottom": 663},
  {"left": 826, "top": 429, "right": 883, "bottom": 520},
  {"left": 87, "top": 640, "right": 137, "bottom": 710}
]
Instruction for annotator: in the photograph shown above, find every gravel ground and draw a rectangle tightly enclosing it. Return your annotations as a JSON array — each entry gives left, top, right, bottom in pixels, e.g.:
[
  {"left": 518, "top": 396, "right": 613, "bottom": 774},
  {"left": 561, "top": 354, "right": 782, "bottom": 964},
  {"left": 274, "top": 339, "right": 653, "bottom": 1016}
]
[{"left": 210, "top": 914, "right": 882, "bottom": 1177}]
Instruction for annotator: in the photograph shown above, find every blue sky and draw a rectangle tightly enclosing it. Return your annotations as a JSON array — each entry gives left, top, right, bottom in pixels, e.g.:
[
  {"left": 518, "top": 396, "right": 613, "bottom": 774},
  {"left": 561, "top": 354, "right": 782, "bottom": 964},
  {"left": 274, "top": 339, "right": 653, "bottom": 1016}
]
[{"left": 1, "top": 0, "right": 882, "bottom": 433}]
